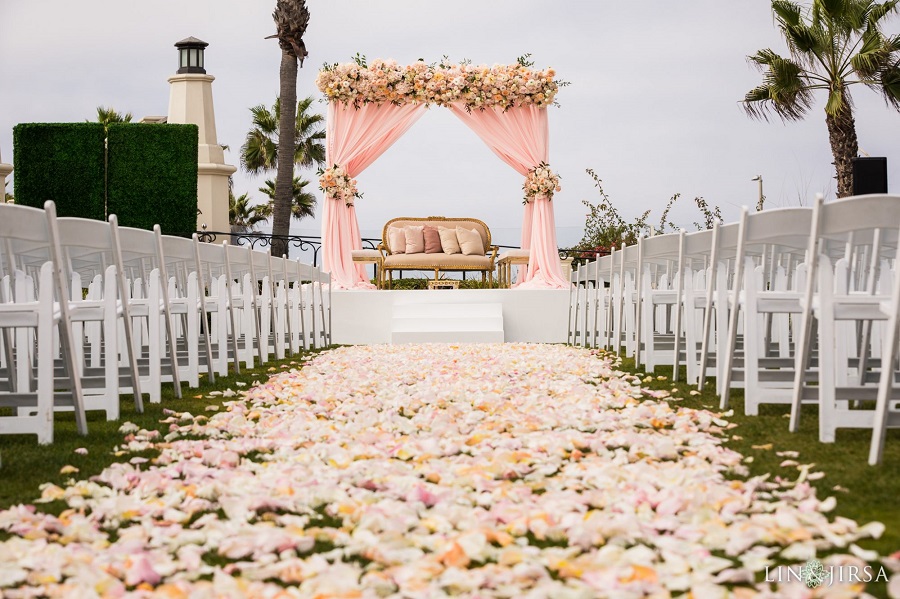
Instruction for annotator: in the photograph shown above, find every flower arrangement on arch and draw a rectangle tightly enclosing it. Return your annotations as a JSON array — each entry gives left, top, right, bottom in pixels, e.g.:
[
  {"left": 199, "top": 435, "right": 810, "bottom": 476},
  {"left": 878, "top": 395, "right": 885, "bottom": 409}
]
[
  {"left": 318, "top": 164, "right": 360, "bottom": 207},
  {"left": 316, "top": 54, "right": 563, "bottom": 111},
  {"left": 523, "top": 162, "right": 561, "bottom": 204}
]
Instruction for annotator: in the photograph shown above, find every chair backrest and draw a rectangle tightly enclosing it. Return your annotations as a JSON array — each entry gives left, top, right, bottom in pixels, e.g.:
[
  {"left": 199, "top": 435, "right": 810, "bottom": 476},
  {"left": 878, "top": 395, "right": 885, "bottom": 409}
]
[
  {"left": 0, "top": 203, "right": 57, "bottom": 280},
  {"left": 641, "top": 232, "right": 682, "bottom": 263},
  {"left": 117, "top": 225, "right": 162, "bottom": 280},
  {"left": 194, "top": 237, "right": 228, "bottom": 280},
  {"left": 55, "top": 217, "right": 119, "bottom": 282},
  {"left": 816, "top": 194, "right": 900, "bottom": 243},
  {"left": 743, "top": 206, "right": 813, "bottom": 249}
]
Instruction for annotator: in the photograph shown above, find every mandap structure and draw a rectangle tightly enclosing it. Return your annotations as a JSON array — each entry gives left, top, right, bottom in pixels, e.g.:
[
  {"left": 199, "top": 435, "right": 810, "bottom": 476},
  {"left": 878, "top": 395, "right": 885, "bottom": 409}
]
[{"left": 316, "top": 57, "right": 570, "bottom": 290}]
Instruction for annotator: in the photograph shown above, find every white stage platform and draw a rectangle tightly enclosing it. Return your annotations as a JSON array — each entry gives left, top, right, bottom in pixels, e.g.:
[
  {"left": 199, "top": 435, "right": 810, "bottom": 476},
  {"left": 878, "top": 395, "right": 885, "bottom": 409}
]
[{"left": 331, "top": 289, "right": 570, "bottom": 345}]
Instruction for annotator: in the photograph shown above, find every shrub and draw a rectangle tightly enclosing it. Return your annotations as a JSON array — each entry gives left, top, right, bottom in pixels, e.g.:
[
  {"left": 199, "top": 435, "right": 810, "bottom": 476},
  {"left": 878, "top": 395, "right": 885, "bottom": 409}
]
[
  {"left": 12, "top": 123, "right": 106, "bottom": 220},
  {"left": 107, "top": 123, "right": 198, "bottom": 233},
  {"left": 576, "top": 168, "right": 723, "bottom": 262}
]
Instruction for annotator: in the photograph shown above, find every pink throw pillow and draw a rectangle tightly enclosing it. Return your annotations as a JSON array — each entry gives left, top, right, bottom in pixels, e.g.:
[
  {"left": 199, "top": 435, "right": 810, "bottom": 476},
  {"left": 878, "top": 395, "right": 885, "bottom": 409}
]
[
  {"left": 404, "top": 226, "right": 425, "bottom": 254},
  {"left": 387, "top": 226, "right": 406, "bottom": 254},
  {"left": 456, "top": 226, "right": 485, "bottom": 256},
  {"left": 423, "top": 225, "right": 443, "bottom": 254},
  {"left": 438, "top": 226, "right": 461, "bottom": 254}
]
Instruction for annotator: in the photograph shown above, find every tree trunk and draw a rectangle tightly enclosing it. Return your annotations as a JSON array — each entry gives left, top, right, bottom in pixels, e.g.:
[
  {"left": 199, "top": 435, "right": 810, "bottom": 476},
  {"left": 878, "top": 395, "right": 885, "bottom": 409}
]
[
  {"left": 271, "top": 47, "right": 298, "bottom": 258},
  {"left": 825, "top": 100, "right": 859, "bottom": 198}
]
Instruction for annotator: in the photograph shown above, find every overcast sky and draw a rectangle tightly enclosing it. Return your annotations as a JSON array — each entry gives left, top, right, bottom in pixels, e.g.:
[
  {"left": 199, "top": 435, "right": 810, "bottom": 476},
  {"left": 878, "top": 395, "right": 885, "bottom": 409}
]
[{"left": 2, "top": 0, "right": 898, "bottom": 247}]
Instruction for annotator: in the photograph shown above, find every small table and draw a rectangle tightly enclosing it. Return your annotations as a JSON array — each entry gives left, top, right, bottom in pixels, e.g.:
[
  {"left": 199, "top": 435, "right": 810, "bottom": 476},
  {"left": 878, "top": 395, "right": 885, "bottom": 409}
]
[
  {"left": 497, "top": 249, "right": 530, "bottom": 288},
  {"left": 351, "top": 249, "right": 384, "bottom": 289},
  {"left": 427, "top": 279, "right": 460, "bottom": 290}
]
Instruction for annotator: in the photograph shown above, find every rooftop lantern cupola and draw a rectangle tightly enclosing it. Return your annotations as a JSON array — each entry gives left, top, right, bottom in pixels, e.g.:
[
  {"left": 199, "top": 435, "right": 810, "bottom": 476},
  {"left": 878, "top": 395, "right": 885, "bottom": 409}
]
[{"left": 175, "top": 36, "right": 208, "bottom": 74}]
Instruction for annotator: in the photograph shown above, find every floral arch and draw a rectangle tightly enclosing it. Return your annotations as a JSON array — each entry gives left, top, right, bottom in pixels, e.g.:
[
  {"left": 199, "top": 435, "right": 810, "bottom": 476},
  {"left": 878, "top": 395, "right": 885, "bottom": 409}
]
[{"left": 316, "top": 57, "right": 569, "bottom": 290}]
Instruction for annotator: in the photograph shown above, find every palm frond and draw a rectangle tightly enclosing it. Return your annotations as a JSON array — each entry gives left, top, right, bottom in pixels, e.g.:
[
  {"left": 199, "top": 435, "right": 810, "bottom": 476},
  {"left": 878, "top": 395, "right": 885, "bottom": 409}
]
[
  {"left": 868, "top": 0, "right": 900, "bottom": 25},
  {"left": 877, "top": 63, "right": 900, "bottom": 107},
  {"left": 229, "top": 192, "right": 268, "bottom": 229},
  {"left": 241, "top": 128, "right": 278, "bottom": 174},
  {"left": 774, "top": 0, "right": 805, "bottom": 27},
  {"left": 259, "top": 176, "right": 316, "bottom": 221},
  {"left": 743, "top": 50, "right": 814, "bottom": 120},
  {"left": 241, "top": 95, "right": 325, "bottom": 174},
  {"left": 248, "top": 103, "right": 279, "bottom": 133},
  {"left": 824, "top": 86, "right": 849, "bottom": 115},
  {"left": 851, "top": 27, "right": 891, "bottom": 77}
]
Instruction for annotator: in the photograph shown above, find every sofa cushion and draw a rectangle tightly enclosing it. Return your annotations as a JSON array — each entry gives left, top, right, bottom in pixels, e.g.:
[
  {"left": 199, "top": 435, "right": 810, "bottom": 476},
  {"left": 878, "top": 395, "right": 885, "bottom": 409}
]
[
  {"left": 384, "top": 218, "right": 490, "bottom": 252},
  {"left": 438, "top": 226, "right": 461, "bottom": 254},
  {"left": 384, "top": 253, "right": 493, "bottom": 269},
  {"left": 456, "top": 227, "right": 485, "bottom": 256},
  {"left": 423, "top": 225, "right": 443, "bottom": 254},
  {"left": 387, "top": 226, "right": 406, "bottom": 254},
  {"left": 404, "top": 226, "right": 425, "bottom": 254}
]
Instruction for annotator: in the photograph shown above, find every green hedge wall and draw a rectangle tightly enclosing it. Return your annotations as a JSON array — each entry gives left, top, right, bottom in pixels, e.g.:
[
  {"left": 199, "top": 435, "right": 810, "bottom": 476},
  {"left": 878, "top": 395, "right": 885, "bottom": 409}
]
[
  {"left": 107, "top": 123, "right": 198, "bottom": 233},
  {"left": 12, "top": 123, "right": 106, "bottom": 220}
]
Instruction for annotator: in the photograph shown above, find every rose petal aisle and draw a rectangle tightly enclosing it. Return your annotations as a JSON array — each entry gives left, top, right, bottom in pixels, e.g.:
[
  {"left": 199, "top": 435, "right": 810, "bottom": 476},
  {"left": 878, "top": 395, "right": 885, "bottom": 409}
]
[{"left": 0, "top": 344, "right": 892, "bottom": 597}]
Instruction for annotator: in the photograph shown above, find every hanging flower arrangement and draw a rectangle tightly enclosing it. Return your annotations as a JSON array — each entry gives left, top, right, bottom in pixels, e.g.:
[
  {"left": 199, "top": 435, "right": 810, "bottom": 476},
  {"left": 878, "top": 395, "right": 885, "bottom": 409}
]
[
  {"left": 318, "top": 164, "right": 360, "bottom": 207},
  {"left": 523, "top": 162, "right": 561, "bottom": 204},
  {"left": 316, "top": 55, "right": 563, "bottom": 111}
]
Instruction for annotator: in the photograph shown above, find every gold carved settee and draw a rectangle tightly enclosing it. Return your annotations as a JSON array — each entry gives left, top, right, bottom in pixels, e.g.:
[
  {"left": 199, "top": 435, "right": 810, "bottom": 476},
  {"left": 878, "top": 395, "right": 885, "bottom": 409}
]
[{"left": 378, "top": 216, "right": 499, "bottom": 289}]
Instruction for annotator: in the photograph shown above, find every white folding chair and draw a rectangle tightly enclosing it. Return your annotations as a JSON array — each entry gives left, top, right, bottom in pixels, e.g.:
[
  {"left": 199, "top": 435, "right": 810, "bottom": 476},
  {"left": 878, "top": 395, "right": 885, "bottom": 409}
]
[
  {"left": 0, "top": 201, "right": 87, "bottom": 443},
  {"left": 193, "top": 238, "right": 231, "bottom": 378},
  {"left": 678, "top": 228, "right": 716, "bottom": 385},
  {"left": 870, "top": 216, "right": 900, "bottom": 464},
  {"left": 224, "top": 243, "right": 265, "bottom": 368},
  {"left": 57, "top": 215, "right": 145, "bottom": 419},
  {"left": 718, "top": 207, "right": 814, "bottom": 413},
  {"left": 568, "top": 261, "right": 588, "bottom": 346},
  {"left": 698, "top": 221, "right": 742, "bottom": 394},
  {"left": 112, "top": 221, "right": 182, "bottom": 402},
  {"left": 158, "top": 234, "right": 216, "bottom": 387},
  {"left": 637, "top": 232, "right": 684, "bottom": 377},
  {"left": 790, "top": 194, "right": 900, "bottom": 443}
]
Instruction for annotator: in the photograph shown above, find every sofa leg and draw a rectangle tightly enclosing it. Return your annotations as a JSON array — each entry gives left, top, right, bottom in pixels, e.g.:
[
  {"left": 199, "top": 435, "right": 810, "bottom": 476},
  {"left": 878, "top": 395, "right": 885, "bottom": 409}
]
[{"left": 434, "top": 269, "right": 440, "bottom": 281}]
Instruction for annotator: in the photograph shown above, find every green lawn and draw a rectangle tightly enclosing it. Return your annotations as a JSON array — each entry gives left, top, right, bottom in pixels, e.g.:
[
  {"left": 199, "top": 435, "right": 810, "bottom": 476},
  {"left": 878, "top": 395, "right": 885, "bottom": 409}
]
[{"left": 0, "top": 345, "right": 897, "bottom": 596}]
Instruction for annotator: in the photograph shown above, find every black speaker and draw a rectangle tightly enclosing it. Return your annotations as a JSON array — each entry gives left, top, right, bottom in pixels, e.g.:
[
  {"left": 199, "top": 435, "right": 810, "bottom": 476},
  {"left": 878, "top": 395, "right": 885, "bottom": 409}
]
[{"left": 851, "top": 157, "right": 888, "bottom": 195}]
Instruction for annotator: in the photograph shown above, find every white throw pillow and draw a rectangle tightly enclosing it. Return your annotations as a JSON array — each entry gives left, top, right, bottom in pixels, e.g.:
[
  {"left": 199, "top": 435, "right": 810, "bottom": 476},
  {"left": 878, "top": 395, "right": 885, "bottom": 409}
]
[
  {"left": 387, "top": 226, "right": 406, "bottom": 254},
  {"left": 438, "top": 226, "right": 462, "bottom": 254},
  {"left": 404, "top": 225, "right": 425, "bottom": 254},
  {"left": 456, "top": 227, "right": 485, "bottom": 256}
]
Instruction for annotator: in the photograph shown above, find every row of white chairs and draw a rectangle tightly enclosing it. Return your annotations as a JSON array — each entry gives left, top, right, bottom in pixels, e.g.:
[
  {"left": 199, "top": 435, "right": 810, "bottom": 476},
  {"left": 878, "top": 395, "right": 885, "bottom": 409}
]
[
  {"left": 568, "top": 193, "right": 900, "bottom": 465},
  {"left": 0, "top": 201, "right": 331, "bottom": 444}
]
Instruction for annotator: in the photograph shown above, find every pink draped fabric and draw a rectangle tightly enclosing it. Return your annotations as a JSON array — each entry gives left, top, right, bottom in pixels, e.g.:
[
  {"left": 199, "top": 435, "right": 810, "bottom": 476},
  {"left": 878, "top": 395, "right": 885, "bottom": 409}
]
[
  {"left": 321, "top": 101, "right": 426, "bottom": 289},
  {"left": 449, "top": 103, "right": 568, "bottom": 289}
]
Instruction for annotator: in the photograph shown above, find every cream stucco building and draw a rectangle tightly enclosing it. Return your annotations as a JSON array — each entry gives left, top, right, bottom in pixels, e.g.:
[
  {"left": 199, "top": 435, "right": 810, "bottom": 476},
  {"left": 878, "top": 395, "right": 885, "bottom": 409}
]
[
  {"left": 0, "top": 148, "right": 11, "bottom": 200},
  {"left": 164, "top": 37, "right": 235, "bottom": 233}
]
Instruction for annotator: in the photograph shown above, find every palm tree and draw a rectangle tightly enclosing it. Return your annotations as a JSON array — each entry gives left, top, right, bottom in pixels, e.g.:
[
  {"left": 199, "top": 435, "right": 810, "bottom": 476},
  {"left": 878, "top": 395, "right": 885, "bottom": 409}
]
[
  {"left": 255, "top": 176, "right": 317, "bottom": 221},
  {"left": 94, "top": 106, "right": 132, "bottom": 130},
  {"left": 743, "top": 0, "right": 900, "bottom": 197},
  {"left": 229, "top": 192, "right": 268, "bottom": 235},
  {"left": 269, "top": 0, "right": 310, "bottom": 258},
  {"left": 240, "top": 96, "right": 325, "bottom": 174}
]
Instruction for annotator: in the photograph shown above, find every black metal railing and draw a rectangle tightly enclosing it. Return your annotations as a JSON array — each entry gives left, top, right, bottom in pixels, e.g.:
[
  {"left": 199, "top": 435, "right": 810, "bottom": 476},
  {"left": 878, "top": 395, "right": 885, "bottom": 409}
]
[
  {"left": 193, "top": 231, "right": 603, "bottom": 268},
  {"left": 195, "top": 231, "right": 380, "bottom": 268}
]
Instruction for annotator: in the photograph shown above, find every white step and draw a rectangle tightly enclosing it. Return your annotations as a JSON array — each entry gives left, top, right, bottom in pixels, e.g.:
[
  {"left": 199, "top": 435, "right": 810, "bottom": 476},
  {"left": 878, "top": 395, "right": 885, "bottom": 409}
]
[
  {"left": 392, "top": 303, "right": 502, "bottom": 320},
  {"left": 390, "top": 302, "right": 504, "bottom": 344},
  {"left": 392, "top": 317, "right": 503, "bottom": 332},
  {"left": 392, "top": 330, "right": 505, "bottom": 343}
]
